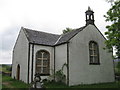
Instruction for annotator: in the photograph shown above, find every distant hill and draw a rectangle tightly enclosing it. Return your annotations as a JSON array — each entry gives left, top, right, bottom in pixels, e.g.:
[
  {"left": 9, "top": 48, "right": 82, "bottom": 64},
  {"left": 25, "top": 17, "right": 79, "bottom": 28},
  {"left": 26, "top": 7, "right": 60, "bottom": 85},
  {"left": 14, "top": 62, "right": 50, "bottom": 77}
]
[{"left": 2, "top": 64, "right": 12, "bottom": 66}]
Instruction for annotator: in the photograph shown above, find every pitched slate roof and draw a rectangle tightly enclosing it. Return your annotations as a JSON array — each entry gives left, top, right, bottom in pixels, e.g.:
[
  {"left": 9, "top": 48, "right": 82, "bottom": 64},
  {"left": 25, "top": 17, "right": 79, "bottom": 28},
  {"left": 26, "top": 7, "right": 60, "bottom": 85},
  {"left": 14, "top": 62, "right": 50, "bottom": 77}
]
[
  {"left": 55, "top": 26, "right": 86, "bottom": 45},
  {"left": 23, "top": 28, "right": 60, "bottom": 46},
  {"left": 23, "top": 26, "right": 86, "bottom": 46}
]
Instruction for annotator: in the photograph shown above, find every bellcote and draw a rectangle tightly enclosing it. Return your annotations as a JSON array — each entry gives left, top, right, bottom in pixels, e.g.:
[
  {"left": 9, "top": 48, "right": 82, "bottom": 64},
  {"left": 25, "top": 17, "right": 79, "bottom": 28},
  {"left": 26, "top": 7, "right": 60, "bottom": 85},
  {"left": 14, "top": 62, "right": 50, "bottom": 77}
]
[{"left": 85, "top": 7, "right": 95, "bottom": 26}]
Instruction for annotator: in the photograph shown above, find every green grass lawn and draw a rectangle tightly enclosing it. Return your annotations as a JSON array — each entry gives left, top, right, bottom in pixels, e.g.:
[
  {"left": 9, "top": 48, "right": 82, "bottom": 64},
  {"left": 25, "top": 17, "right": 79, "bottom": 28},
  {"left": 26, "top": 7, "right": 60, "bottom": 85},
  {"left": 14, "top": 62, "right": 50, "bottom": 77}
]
[
  {"left": 2, "top": 74, "right": 120, "bottom": 88},
  {"left": 2, "top": 75, "right": 30, "bottom": 88},
  {"left": 1, "top": 64, "right": 30, "bottom": 88},
  {"left": 1, "top": 64, "right": 120, "bottom": 88},
  {"left": 71, "top": 82, "right": 120, "bottom": 88},
  {"left": 0, "top": 65, "right": 2, "bottom": 72},
  {"left": 0, "top": 74, "right": 2, "bottom": 81},
  {"left": 44, "top": 81, "right": 120, "bottom": 88},
  {"left": 0, "top": 74, "right": 2, "bottom": 90},
  {"left": 0, "top": 65, "right": 2, "bottom": 89}
]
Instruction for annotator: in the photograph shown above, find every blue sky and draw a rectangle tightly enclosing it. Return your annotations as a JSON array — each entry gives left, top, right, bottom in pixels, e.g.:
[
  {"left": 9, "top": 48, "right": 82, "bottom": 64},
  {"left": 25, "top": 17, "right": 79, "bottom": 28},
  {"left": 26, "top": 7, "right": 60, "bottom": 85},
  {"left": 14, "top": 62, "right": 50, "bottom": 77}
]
[{"left": 0, "top": 0, "right": 111, "bottom": 64}]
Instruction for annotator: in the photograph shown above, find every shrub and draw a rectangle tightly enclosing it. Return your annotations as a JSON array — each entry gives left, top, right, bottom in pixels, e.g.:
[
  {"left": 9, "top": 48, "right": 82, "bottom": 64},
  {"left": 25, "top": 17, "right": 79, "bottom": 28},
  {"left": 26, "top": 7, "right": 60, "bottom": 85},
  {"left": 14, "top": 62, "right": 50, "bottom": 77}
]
[{"left": 55, "top": 70, "right": 66, "bottom": 83}]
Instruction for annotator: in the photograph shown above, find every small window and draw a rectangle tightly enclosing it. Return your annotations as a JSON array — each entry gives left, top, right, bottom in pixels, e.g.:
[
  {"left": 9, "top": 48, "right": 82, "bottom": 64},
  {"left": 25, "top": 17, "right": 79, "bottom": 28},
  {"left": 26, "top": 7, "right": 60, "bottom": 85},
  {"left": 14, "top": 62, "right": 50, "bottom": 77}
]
[
  {"left": 90, "top": 15, "right": 92, "bottom": 20},
  {"left": 89, "top": 41, "right": 100, "bottom": 65},
  {"left": 87, "top": 15, "right": 89, "bottom": 19},
  {"left": 36, "top": 50, "right": 50, "bottom": 75}
]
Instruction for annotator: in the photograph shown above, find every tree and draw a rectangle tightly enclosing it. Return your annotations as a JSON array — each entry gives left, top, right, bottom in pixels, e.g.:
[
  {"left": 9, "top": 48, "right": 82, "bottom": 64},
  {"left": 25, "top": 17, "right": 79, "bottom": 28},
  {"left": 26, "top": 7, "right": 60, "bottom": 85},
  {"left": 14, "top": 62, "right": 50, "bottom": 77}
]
[
  {"left": 116, "top": 61, "right": 120, "bottom": 75},
  {"left": 117, "top": 61, "right": 120, "bottom": 69},
  {"left": 104, "top": 0, "right": 120, "bottom": 58},
  {"left": 105, "top": 0, "right": 115, "bottom": 5},
  {"left": 62, "top": 28, "right": 73, "bottom": 34}
]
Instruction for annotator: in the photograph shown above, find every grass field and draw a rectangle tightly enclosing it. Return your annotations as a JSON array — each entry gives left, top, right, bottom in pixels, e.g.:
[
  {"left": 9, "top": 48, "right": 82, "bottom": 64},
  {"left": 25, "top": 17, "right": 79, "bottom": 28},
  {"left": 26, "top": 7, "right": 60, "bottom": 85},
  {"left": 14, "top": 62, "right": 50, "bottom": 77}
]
[
  {"left": 2, "top": 75, "right": 30, "bottom": 88},
  {"left": 44, "top": 81, "right": 120, "bottom": 88},
  {"left": 1, "top": 64, "right": 120, "bottom": 88},
  {"left": 0, "top": 74, "right": 2, "bottom": 89},
  {"left": 0, "top": 65, "right": 2, "bottom": 72},
  {"left": 1, "top": 64, "right": 30, "bottom": 88},
  {"left": 0, "top": 65, "right": 2, "bottom": 89},
  {"left": 2, "top": 75, "right": 120, "bottom": 88}
]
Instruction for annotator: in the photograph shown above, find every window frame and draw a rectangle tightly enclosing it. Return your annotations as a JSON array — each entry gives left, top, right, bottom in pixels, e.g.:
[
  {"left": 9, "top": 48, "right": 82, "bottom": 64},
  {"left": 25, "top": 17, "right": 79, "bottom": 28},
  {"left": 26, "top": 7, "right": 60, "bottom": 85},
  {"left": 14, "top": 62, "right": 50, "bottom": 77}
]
[
  {"left": 89, "top": 41, "right": 100, "bottom": 65},
  {"left": 35, "top": 50, "right": 50, "bottom": 76}
]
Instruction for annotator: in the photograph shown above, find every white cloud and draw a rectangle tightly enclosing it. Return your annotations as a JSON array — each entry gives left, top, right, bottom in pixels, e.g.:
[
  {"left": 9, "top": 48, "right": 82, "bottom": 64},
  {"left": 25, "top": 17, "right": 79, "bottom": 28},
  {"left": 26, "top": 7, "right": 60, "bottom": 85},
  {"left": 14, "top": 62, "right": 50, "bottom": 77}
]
[
  {"left": 0, "top": 50, "right": 12, "bottom": 64},
  {"left": 0, "top": 0, "right": 111, "bottom": 64}
]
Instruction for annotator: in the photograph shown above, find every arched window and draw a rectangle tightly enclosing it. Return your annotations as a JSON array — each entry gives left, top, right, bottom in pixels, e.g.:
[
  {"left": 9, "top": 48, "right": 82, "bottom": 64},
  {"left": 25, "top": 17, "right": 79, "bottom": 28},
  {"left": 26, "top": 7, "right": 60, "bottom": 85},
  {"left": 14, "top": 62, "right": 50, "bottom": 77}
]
[
  {"left": 89, "top": 41, "right": 100, "bottom": 64},
  {"left": 36, "top": 50, "right": 50, "bottom": 75}
]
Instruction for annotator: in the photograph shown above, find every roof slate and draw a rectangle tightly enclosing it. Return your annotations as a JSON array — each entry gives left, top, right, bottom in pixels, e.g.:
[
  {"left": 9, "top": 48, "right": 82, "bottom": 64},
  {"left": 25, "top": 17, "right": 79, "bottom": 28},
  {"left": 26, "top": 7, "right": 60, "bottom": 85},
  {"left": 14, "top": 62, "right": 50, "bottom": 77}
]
[
  {"left": 23, "top": 28, "right": 60, "bottom": 46},
  {"left": 55, "top": 26, "right": 86, "bottom": 45},
  {"left": 23, "top": 26, "right": 86, "bottom": 46}
]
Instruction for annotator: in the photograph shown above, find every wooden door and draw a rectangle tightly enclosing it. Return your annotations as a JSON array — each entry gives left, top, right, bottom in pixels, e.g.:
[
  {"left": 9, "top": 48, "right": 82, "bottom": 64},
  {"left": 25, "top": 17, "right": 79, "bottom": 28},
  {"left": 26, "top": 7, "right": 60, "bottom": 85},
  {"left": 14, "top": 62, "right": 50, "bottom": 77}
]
[{"left": 16, "top": 64, "right": 20, "bottom": 80}]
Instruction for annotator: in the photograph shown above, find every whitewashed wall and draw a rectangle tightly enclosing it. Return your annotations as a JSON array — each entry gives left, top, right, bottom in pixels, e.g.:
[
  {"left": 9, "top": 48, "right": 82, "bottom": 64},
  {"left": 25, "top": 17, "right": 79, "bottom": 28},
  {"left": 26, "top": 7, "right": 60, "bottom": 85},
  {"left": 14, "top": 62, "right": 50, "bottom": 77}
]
[
  {"left": 12, "top": 29, "right": 29, "bottom": 83},
  {"left": 28, "top": 44, "right": 32, "bottom": 83},
  {"left": 55, "top": 44, "right": 67, "bottom": 83},
  {"left": 69, "top": 25, "right": 115, "bottom": 86},
  {"left": 12, "top": 24, "right": 115, "bottom": 85}
]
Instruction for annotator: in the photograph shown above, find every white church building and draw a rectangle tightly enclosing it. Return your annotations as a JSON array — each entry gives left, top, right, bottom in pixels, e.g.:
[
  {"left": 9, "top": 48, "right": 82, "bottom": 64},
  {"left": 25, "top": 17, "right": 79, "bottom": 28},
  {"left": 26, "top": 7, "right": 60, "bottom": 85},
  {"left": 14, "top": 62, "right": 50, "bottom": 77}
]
[{"left": 12, "top": 8, "right": 115, "bottom": 86}]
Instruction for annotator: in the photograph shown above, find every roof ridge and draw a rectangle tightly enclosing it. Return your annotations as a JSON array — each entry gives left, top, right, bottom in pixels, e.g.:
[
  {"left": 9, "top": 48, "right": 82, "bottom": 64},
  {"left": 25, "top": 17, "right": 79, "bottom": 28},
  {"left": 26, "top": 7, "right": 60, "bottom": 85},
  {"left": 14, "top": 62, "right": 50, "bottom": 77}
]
[
  {"left": 23, "top": 27, "right": 60, "bottom": 36},
  {"left": 21, "top": 26, "right": 86, "bottom": 46},
  {"left": 61, "top": 26, "right": 85, "bottom": 36},
  {"left": 54, "top": 26, "right": 85, "bottom": 45},
  {"left": 54, "top": 35, "right": 62, "bottom": 45},
  {"left": 22, "top": 27, "right": 30, "bottom": 41},
  {"left": 55, "top": 26, "right": 86, "bottom": 45}
]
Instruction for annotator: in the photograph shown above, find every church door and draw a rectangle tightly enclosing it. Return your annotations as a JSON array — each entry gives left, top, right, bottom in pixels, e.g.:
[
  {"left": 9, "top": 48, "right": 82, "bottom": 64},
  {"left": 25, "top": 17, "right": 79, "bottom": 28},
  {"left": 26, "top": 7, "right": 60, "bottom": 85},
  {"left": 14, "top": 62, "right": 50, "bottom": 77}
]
[{"left": 16, "top": 64, "right": 20, "bottom": 80}]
